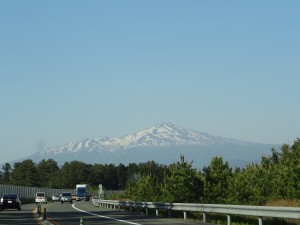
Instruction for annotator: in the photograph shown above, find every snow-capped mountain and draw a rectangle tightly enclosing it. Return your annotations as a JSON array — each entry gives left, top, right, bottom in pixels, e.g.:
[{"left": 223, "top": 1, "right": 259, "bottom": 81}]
[
  {"left": 41, "top": 122, "right": 249, "bottom": 155},
  {"left": 27, "top": 122, "right": 277, "bottom": 168}
]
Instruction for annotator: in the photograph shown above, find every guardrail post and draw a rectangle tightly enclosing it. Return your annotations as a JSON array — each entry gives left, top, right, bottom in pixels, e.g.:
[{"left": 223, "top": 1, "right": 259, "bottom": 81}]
[
  {"left": 258, "top": 217, "right": 263, "bottom": 225},
  {"left": 183, "top": 211, "right": 187, "bottom": 220},
  {"left": 145, "top": 208, "right": 148, "bottom": 215},
  {"left": 156, "top": 209, "right": 159, "bottom": 217},
  {"left": 43, "top": 207, "right": 46, "bottom": 220},
  {"left": 203, "top": 213, "right": 207, "bottom": 223},
  {"left": 227, "top": 215, "right": 231, "bottom": 225}
]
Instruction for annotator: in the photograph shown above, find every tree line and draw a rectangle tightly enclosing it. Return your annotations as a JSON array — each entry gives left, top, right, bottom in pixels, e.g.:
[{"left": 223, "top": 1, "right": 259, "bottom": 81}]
[{"left": 1, "top": 138, "right": 300, "bottom": 206}]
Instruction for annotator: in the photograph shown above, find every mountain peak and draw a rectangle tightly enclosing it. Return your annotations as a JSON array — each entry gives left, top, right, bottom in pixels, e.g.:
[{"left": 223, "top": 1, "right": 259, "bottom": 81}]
[
  {"left": 29, "top": 122, "right": 276, "bottom": 167},
  {"left": 42, "top": 122, "right": 248, "bottom": 155},
  {"left": 154, "top": 122, "right": 182, "bottom": 133}
]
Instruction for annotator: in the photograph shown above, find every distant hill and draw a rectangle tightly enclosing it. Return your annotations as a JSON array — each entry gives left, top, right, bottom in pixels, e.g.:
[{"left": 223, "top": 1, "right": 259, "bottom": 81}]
[{"left": 22, "top": 122, "right": 278, "bottom": 168}]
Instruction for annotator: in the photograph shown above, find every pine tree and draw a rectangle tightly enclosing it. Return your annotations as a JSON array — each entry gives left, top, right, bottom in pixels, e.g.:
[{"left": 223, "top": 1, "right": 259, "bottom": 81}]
[
  {"left": 1, "top": 163, "right": 12, "bottom": 184},
  {"left": 162, "top": 157, "right": 203, "bottom": 203},
  {"left": 11, "top": 160, "right": 38, "bottom": 186},
  {"left": 202, "top": 156, "right": 232, "bottom": 204}
]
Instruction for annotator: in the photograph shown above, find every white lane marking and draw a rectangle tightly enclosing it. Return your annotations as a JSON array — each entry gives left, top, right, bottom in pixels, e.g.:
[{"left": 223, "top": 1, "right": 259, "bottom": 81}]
[{"left": 72, "top": 203, "right": 142, "bottom": 225}]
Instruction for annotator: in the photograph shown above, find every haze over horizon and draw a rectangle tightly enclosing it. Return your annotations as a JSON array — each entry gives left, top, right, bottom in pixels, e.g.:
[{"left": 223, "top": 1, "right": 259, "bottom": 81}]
[{"left": 1, "top": 1, "right": 299, "bottom": 163}]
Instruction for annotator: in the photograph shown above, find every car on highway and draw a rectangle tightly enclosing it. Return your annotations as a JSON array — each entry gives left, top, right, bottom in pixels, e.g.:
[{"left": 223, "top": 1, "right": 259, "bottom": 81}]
[
  {"left": 35, "top": 192, "right": 47, "bottom": 204},
  {"left": 60, "top": 192, "right": 73, "bottom": 204},
  {"left": 51, "top": 194, "right": 60, "bottom": 202},
  {"left": 0, "top": 193, "right": 22, "bottom": 210}
]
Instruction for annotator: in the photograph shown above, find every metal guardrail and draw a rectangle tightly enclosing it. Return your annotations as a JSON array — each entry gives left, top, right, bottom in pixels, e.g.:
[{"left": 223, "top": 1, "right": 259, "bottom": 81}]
[{"left": 92, "top": 199, "right": 300, "bottom": 225}]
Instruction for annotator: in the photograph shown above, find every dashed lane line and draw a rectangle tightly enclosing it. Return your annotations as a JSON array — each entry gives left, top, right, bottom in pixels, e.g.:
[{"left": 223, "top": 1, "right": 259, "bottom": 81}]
[{"left": 72, "top": 203, "right": 142, "bottom": 225}]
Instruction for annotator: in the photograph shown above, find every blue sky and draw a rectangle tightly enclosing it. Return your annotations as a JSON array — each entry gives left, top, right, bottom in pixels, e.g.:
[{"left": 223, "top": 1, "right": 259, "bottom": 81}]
[{"left": 1, "top": 1, "right": 299, "bottom": 163}]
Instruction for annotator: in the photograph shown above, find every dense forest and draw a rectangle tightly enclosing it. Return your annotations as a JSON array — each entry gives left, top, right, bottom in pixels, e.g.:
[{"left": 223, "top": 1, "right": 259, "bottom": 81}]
[{"left": 1, "top": 138, "right": 300, "bottom": 206}]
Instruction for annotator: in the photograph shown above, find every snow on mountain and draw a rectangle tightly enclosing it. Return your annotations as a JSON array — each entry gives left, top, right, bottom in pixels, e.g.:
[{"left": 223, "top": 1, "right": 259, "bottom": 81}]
[
  {"left": 41, "top": 122, "right": 248, "bottom": 155},
  {"left": 21, "top": 122, "right": 278, "bottom": 167}
]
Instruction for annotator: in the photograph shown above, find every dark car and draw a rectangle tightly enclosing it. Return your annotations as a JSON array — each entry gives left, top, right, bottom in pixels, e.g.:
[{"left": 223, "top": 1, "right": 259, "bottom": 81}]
[{"left": 0, "top": 193, "right": 22, "bottom": 211}]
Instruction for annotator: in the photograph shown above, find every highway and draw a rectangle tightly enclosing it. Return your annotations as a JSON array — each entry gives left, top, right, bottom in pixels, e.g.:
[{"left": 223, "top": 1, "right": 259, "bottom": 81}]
[
  {"left": 45, "top": 201, "right": 208, "bottom": 225},
  {"left": 0, "top": 204, "right": 42, "bottom": 225},
  {"left": 0, "top": 201, "right": 211, "bottom": 225}
]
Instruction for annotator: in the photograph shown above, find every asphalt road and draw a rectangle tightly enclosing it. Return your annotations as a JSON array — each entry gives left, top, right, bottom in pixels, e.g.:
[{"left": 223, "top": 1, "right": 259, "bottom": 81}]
[
  {"left": 0, "top": 203, "right": 42, "bottom": 225},
  {"left": 45, "top": 201, "right": 211, "bottom": 225}
]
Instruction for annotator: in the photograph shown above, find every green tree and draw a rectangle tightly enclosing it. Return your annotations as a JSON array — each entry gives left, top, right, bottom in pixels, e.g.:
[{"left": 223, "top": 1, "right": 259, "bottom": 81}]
[
  {"left": 36, "top": 159, "right": 59, "bottom": 187},
  {"left": 279, "top": 139, "right": 300, "bottom": 199},
  {"left": 126, "top": 163, "right": 141, "bottom": 185},
  {"left": 127, "top": 175, "right": 161, "bottom": 202},
  {"left": 11, "top": 160, "right": 38, "bottom": 186},
  {"left": 202, "top": 156, "right": 232, "bottom": 204},
  {"left": 161, "top": 158, "right": 203, "bottom": 203},
  {"left": 227, "top": 140, "right": 300, "bottom": 205},
  {"left": 88, "top": 163, "right": 105, "bottom": 187},
  {"left": 58, "top": 161, "right": 92, "bottom": 188},
  {"left": 1, "top": 163, "right": 12, "bottom": 184},
  {"left": 103, "top": 164, "right": 118, "bottom": 189},
  {"left": 228, "top": 164, "right": 266, "bottom": 205},
  {"left": 116, "top": 164, "right": 127, "bottom": 190}
]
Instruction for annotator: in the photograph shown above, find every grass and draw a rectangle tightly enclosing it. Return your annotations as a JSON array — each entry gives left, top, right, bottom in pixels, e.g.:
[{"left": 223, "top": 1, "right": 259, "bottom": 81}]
[
  {"left": 204, "top": 200, "right": 300, "bottom": 225},
  {"left": 264, "top": 199, "right": 300, "bottom": 207}
]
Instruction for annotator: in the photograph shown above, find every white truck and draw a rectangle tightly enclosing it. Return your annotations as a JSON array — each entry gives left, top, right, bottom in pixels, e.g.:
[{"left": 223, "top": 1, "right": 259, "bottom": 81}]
[{"left": 75, "top": 184, "right": 89, "bottom": 201}]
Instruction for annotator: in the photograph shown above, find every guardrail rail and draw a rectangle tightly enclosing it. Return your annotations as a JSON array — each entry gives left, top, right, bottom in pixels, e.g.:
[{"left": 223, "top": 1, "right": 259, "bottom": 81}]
[{"left": 92, "top": 199, "right": 300, "bottom": 225}]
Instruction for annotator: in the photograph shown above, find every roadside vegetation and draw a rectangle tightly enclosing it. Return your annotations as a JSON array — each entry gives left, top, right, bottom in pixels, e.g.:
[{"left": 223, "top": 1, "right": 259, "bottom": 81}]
[{"left": 1, "top": 139, "right": 300, "bottom": 224}]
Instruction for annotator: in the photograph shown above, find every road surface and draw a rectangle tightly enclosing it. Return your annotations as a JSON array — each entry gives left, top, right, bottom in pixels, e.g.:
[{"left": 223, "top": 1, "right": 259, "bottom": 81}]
[
  {"left": 0, "top": 203, "right": 42, "bottom": 225},
  {"left": 0, "top": 201, "right": 212, "bottom": 225},
  {"left": 45, "top": 201, "right": 211, "bottom": 225}
]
